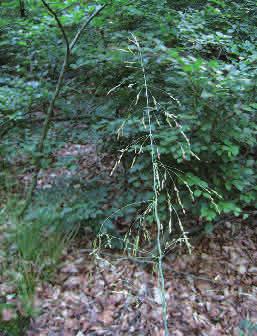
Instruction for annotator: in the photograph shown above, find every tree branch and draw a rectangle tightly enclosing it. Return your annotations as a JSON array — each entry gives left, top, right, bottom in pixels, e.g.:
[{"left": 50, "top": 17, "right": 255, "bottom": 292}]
[
  {"left": 19, "top": 3, "right": 107, "bottom": 218},
  {"left": 70, "top": 5, "right": 107, "bottom": 50},
  {"left": 41, "top": 0, "right": 70, "bottom": 54}
]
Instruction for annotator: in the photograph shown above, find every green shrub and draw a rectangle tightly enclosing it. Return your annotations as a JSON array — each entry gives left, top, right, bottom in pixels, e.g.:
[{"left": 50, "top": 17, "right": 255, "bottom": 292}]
[
  {"left": 90, "top": 0, "right": 257, "bottom": 222},
  {"left": 0, "top": 0, "right": 256, "bottom": 233}
]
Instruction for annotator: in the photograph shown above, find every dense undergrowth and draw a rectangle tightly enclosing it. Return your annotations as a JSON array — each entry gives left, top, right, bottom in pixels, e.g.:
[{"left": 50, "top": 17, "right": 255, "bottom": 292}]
[{"left": 0, "top": 0, "right": 256, "bottom": 334}]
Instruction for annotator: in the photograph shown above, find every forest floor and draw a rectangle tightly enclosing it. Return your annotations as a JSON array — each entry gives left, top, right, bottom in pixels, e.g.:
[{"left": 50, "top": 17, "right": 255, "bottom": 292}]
[
  {"left": 23, "top": 217, "right": 256, "bottom": 336},
  {"left": 0, "top": 144, "right": 256, "bottom": 335}
]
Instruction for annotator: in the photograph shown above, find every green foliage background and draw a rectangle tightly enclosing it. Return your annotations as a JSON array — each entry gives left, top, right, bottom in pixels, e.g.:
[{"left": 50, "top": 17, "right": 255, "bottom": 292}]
[{"left": 0, "top": 0, "right": 256, "bottom": 229}]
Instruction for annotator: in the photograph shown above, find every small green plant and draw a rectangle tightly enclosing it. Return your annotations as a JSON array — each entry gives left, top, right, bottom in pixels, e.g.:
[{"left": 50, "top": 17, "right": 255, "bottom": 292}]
[
  {"left": 0, "top": 314, "right": 30, "bottom": 336},
  {"left": 1, "top": 204, "right": 75, "bottom": 321},
  {"left": 239, "top": 319, "right": 257, "bottom": 336}
]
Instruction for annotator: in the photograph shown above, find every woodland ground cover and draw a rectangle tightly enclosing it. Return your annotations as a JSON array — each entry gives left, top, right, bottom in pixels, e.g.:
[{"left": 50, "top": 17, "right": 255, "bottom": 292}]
[{"left": 0, "top": 0, "right": 256, "bottom": 335}]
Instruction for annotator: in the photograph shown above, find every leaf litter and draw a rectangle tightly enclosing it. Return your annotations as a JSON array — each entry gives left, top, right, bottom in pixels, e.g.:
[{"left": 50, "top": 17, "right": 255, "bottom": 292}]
[{"left": 20, "top": 218, "right": 257, "bottom": 335}]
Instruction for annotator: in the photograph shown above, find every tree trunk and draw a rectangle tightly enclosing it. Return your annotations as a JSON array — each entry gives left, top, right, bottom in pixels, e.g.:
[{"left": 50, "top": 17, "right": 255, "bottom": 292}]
[{"left": 19, "top": 0, "right": 26, "bottom": 18}]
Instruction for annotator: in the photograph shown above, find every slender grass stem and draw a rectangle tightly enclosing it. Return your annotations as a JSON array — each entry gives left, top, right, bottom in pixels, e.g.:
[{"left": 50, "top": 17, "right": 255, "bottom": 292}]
[{"left": 133, "top": 34, "right": 169, "bottom": 336}]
